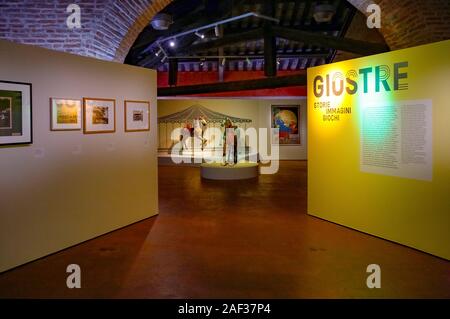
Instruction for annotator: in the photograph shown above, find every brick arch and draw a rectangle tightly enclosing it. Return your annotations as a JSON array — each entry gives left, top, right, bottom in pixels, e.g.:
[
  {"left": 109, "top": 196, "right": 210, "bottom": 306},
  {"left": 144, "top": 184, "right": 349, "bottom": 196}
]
[
  {"left": 346, "top": 0, "right": 450, "bottom": 50},
  {"left": 0, "top": 0, "right": 173, "bottom": 62},
  {"left": 1, "top": 0, "right": 448, "bottom": 62},
  {"left": 99, "top": 0, "right": 173, "bottom": 62}
]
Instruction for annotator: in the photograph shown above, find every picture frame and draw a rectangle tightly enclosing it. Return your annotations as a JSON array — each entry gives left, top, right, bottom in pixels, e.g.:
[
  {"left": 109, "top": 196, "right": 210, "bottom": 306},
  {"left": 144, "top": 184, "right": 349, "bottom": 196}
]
[
  {"left": 0, "top": 80, "right": 32, "bottom": 146},
  {"left": 124, "top": 100, "right": 150, "bottom": 132},
  {"left": 271, "top": 105, "right": 301, "bottom": 145},
  {"left": 83, "top": 97, "right": 116, "bottom": 134},
  {"left": 50, "top": 98, "right": 82, "bottom": 131}
]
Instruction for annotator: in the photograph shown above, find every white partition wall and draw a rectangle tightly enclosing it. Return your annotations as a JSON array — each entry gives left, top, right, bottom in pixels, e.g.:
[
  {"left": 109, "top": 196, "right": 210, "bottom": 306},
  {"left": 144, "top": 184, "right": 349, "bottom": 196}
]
[{"left": 0, "top": 40, "right": 159, "bottom": 272}]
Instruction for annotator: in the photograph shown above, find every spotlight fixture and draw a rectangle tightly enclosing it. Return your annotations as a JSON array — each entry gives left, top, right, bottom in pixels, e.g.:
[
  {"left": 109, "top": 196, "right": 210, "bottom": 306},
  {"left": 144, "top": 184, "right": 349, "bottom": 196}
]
[
  {"left": 150, "top": 13, "right": 173, "bottom": 30},
  {"left": 161, "top": 55, "right": 167, "bottom": 63},
  {"left": 221, "top": 58, "right": 226, "bottom": 66},
  {"left": 154, "top": 12, "right": 281, "bottom": 55},
  {"left": 313, "top": 3, "right": 336, "bottom": 23},
  {"left": 195, "top": 31, "right": 205, "bottom": 39},
  {"left": 155, "top": 48, "right": 162, "bottom": 57},
  {"left": 246, "top": 57, "right": 251, "bottom": 65},
  {"left": 277, "top": 58, "right": 281, "bottom": 66},
  {"left": 214, "top": 25, "right": 220, "bottom": 37},
  {"left": 200, "top": 59, "right": 205, "bottom": 67}
]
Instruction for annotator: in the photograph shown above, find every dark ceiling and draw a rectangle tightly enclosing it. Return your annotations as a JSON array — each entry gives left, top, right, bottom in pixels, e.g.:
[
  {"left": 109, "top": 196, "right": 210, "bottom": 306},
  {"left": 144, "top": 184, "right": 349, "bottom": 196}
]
[{"left": 125, "top": 0, "right": 356, "bottom": 72}]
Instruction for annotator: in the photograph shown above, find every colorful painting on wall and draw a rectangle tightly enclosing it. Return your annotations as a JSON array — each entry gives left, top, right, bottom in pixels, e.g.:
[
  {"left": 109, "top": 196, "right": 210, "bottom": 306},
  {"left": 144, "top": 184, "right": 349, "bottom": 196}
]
[
  {"left": 271, "top": 105, "right": 300, "bottom": 145},
  {"left": 0, "top": 81, "right": 32, "bottom": 146}
]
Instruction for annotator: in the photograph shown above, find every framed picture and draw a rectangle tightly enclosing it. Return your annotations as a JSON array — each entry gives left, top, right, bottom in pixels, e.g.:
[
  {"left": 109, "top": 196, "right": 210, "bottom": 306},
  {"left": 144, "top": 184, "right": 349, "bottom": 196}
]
[
  {"left": 124, "top": 100, "right": 150, "bottom": 132},
  {"left": 271, "top": 105, "right": 300, "bottom": 145},
  {"left": 0, "top": 80, "right": 32, "bottom": 146},
  {"left": 50, "top": 98, "right": 82, "bottom": 131},
  {"left": 83, "top": 97, "right": 116, "bottom": 134}
]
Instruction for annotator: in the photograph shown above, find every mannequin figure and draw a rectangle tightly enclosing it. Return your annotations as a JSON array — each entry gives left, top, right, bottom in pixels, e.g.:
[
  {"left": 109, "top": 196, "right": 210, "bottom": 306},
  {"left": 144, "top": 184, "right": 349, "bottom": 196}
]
[
  {"left": 193, "top": 116, "right": 208, "bottom": 150},
  {"left": 181, "top": 121, "right": 193, "bottom": 151},
  {"left": 223, "top": 118, "right": 236, "bottom": 166}
]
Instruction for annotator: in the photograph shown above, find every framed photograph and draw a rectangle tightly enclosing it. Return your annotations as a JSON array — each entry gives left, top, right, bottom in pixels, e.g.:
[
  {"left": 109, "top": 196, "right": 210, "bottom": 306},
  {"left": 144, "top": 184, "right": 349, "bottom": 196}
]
[
  {"left": 50, "top": 98, "right": 82, "bottom": 131},
  {"left": 271, "top": 105, "right": 300, "bottom": 145},
  {"left": 83, "top": 97, "right": 115, "bottom": 134},
  {"left": 124, "top": 100, "right": 150, "bottom": 132},
  {"left": 0, "top": 80, "right": 32, "bottom": 146}
]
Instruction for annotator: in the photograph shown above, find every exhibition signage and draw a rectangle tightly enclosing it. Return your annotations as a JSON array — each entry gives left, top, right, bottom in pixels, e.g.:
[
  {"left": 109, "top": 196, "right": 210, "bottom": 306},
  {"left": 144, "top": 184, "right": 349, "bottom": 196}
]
[{"left": 307, "top": 40, "right": 450, "bottom": 260}]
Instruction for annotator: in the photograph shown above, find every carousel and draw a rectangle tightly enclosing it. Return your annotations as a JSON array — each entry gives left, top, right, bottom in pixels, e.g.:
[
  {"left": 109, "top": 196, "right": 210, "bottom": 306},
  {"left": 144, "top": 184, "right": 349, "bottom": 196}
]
[{"left": 158, "top": 104, "right": 259, "bottom": 179}]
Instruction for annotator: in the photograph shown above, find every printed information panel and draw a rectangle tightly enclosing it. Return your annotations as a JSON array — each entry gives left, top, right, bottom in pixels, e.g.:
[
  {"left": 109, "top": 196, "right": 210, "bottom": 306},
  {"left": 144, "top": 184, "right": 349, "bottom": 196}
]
[{"left": 360, "top": 99, "right": 432, "bottom": 181}]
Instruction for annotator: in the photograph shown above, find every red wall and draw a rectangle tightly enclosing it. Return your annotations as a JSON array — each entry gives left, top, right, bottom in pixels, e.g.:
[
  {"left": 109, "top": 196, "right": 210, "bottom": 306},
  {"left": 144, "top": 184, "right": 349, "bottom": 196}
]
[{"left": 157, "top": 71, "right": 307, "bottom": 97}]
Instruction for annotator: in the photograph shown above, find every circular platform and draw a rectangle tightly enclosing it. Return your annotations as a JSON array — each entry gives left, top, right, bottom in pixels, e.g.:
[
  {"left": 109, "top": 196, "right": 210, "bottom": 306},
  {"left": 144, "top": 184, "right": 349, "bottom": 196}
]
[{"left": 200, "top": 162, "right": 259, "bottom": 180}]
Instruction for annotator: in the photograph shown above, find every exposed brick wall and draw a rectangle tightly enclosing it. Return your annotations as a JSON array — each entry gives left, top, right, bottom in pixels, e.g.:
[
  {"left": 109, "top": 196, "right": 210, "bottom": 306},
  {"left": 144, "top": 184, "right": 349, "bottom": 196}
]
[
  {"left": 0, "top": 0, "right": 448, "bottom": 64},
  {"left": 0, "top": 0, "right": 172, "bottom": 62},
  {"left": 113, "top": 0, "right": 171, "bottom": 63},
  {"left": 347, "top": 0, "right": 450, "bottom": 50},
  {"left": 334, "top": 9, "right": 386, "bottom": 62}
]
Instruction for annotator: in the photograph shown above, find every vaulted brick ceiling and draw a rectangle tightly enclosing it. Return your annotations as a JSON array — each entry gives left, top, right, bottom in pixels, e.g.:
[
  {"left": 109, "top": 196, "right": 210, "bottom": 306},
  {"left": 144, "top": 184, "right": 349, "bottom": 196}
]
[
  {"left": 0, "top": 0, "right": 172, "bottom": 62},
  {"left": 0, "top": 0, "right": 449, "bottom": 64},
  {"left": 347, "top": 0, "right": 450, "bottom": 50}
]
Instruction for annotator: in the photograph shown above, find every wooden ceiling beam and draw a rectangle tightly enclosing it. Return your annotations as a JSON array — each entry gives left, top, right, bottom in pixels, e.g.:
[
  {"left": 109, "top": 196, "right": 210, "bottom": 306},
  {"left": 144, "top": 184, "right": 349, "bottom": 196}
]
[
  {"left": 263, "top": 0, "right": 277, "bottom": 77},
  {"left": 158, "top": 73, "right": 307, "bottom": 96},
  {"left": 225, "top": 22, "right": 343, "bottom": 33},
  {"left": 168, "top": 58, "right": 178, "bottom": 86},
  {"left": 300, "top": 0, "right": 313, "bottom": 26},
  {"left": 178, "top": 24, "right": 388, "bottom": 58},
  {"left": 171, "top": 52, "right": 329, "bottom": 63},
  {"left": 272, "top": 25, "right": 389, "bottom": 56},
  {"left": 264, "top": 28, "right": 277, "bottom": 76},
  {"left": 289, "top": 0, "right": 302, "bottom": 26},
  {"left": 328, "top": 2, "right": 357, "bottom": 63},
  {"left": 180, "top": 28, "right": 265, "bottom": 54},
  {"left": 243, "top": 0, "right": 304, "bottom": 4},
  {"left": 331, "top": 0, "right": 348, "bottom": 27}
]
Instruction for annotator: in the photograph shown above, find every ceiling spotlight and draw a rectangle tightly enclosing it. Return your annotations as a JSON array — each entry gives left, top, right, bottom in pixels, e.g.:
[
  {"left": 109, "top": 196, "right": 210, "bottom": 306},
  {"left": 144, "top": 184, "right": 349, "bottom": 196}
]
[
  {"left": 277, "top": 58, "right": 281, "bottom": 66},
  {"left": 195, "top": 31, "right": 205, "bottom": 39},
  {"left": 313, "top": 3, "right": 336, "bottom": 23},
  {"left": 169, "top": 39, "right": 176, "bottom": 47},
  {"left": 155, "top": 48, "right": 162, "bottom": 57},
  {"left": 246, "top": 57, "right": 251, "bottom": 65},
  {"left": 150, "top": 13, "right": 173, "bottom": 30},
  {"left": 221, "top": 58, "right": 226, "bottom": 66},
  {"left": 200, "top": 59, "right": 205, "bottom": 67},
  {"left": 214, "top": 25, "right": 220, "bottom": 37},
  {"left": 161, "top": 56, "right": 167, "bottom": 63}
]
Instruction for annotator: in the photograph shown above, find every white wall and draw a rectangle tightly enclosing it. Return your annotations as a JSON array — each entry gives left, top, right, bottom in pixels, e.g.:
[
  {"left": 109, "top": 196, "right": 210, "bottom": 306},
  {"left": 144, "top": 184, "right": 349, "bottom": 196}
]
[
  {"left": 257, "top": 99, "right": 307, "bottom": 160},
  {"left": 0, "top": 40, "right": 159, "bottom": 272},
  {"left": 158, "top": 98, "right": 307, "bottom": 160}
]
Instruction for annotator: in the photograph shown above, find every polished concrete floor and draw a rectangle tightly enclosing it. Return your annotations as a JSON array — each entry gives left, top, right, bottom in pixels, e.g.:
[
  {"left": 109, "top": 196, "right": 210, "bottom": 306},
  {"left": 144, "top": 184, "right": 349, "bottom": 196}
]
[{"left": 0, "top": 161, "right": 448, "bottom": 298}]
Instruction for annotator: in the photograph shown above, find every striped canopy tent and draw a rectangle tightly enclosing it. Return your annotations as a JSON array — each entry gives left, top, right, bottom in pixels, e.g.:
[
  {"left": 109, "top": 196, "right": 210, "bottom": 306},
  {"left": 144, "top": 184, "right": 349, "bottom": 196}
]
[
  {"left": 158, "top": 104, "right": 252, "bottom": 150},
  {"left": 158, "top": 104, "right": 252, "bottom": 124}
]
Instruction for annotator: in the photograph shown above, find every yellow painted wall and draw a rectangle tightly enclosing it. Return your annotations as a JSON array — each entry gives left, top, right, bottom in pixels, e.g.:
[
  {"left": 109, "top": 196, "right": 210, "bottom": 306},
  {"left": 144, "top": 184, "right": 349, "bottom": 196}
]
[{"left": 307, "top": 40, "right": 450, "bottom": 260}]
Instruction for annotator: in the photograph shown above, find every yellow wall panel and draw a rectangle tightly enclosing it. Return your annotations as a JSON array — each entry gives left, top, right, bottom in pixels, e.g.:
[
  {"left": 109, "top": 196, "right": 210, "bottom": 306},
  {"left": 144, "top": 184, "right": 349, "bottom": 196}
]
[{"left": 307, "top": 40, "right": 450, "bottom": 260}]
